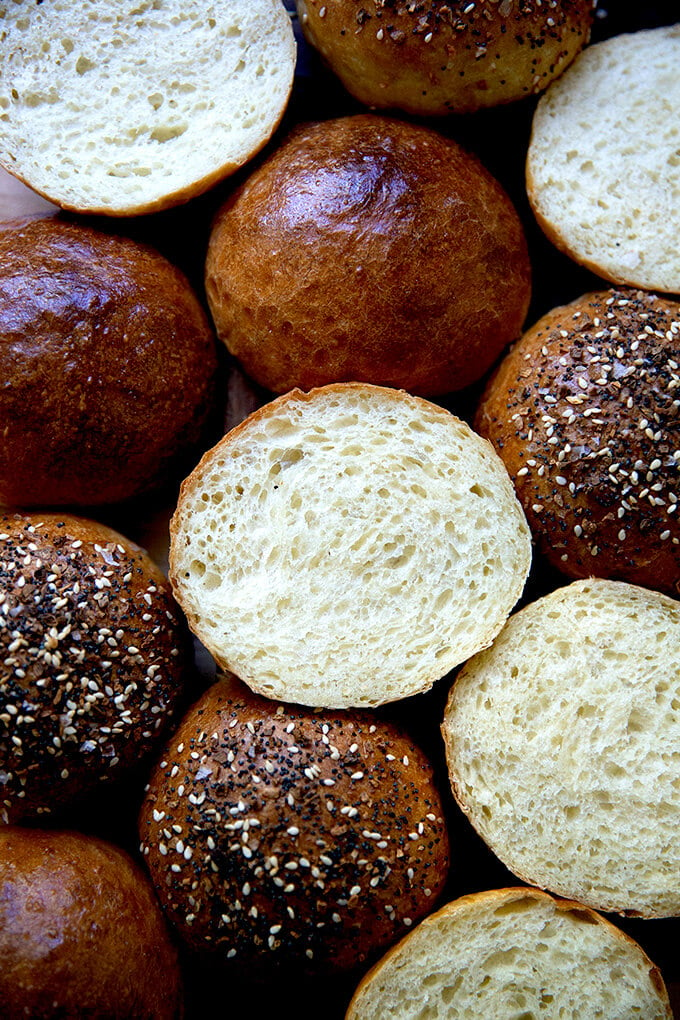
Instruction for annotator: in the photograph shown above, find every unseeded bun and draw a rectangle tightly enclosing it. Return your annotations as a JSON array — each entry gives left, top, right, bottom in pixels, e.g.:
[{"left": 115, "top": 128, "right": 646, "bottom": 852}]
[
  {"left": 297, "top": 0, "right": 594, "bottom": 116},
  {"left": 205, "top": 114, "right": 531, "bottom": 396},
  {"left": 169, "top": 383, "right": 532, "bottom": 708},
  {"left": 138, "top": 675, "right": 450, "bottom": 976},
  {"left": 527, "top": 25, "right": 680, "bottom": 293},
  {"left": 442, "top": 578, "right": 680, "bottom": 919},
  {"left": 346, "top": 887, "right": 672, "bottom": 1020},
  {"left": 0, "top": 511, "right": 188, "bottom": 825},
  {"left": 0, "top": 0, "right": 296, "bottom": 216},
  {"left": 0, "top": 218, "right": 217, "bottom": 507},
  {"left": 475, "top": 288, "right": 680, "bottom": 597},
  {"left": 0, "top": 826, "right": 183, "bottom": 1020}
]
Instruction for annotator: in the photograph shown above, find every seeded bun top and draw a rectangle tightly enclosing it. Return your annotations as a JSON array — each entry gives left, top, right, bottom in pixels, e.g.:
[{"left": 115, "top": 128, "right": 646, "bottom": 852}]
[{"left": 475, "top": 288, "right": 680, "bottom": 596}]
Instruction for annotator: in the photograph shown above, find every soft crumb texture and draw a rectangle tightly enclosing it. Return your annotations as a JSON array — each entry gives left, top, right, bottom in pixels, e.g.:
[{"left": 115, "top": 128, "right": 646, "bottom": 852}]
[
  {"left": 527, "top": 25, "right": 680, "bottom": 293},
  {"left": 139, "top": 677, "right": 450, "bottom": 975},
  {"left": 443, "top": 579, "right": 680, "bottom": 918},
  {"left": 0, "top": 0, "right": 296, "bottom": 215},
  {"left": 475, "top": 288, "right": 680, "bottom": 597},
  {"left": 346, "top": 888, "right": 672, "bottom": 1020},
  {"left": 296, "top": 0, "right": 594, "bottom": 116},
  {"left": 169, "top": 384, "right": 531, "bottom": 708},
  {"left": 0, "top": 512, "right": 188, "bottom": 825}
]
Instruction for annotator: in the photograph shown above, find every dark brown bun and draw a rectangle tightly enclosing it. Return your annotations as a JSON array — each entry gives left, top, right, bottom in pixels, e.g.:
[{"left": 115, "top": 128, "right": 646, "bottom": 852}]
[
  {"left": 0, "top": 826, "right": 183, "bottom": 1020},
  {"left": 0, "top": 511, "right": 189, "bottom": 825},
  {"left": 0, "top": 217, "right": 217, "bottom": 507},
  {"left": 475, "top": 288, "right": 680, "bottom": 596},
  {"left": 139, "top": 675, "right": 450, "bottom": 976},
  {"left": 296, "top": 1, "right": 594, "bottom": 116},
  {"left": 205, "top": 114, "right": 531, "bottom": 396}
]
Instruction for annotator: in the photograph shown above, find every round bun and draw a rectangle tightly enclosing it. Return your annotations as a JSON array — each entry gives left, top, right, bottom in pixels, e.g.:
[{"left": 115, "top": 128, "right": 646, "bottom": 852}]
[
  {"left": 0, "top": 217, "right": 217, "bottom": 507},
  {"left": 347, "top": 887, "right": 672, "bottom": 1020},
  {"left": 527, "top": 25, "right": 680, "bottom": 293},
  {"left": 0, "top": 826, "right": 183, "bottom": 1019},
  {"left": 442, "top": 578, "right": 680, "bottom": 918},
  {"left": 205, "top": 114, "right": 531, "bottom": 396},
  {"left": 0, "top": 511, "right": 188, "bottom": 825},
  {"left": 0, "top": 0, "right": 296, "bottom": 216},
  {"left": 474, "top": 288, "right": 680, "bottom": 597},
  {"left": 296, "top": 1, "right": 594, "bottom": 116},
  {"left": 138, "top": 675, "right": 450, "bottom": 976},
  {"left": 169, "top": 383, "right": 531, "bottom": 708}
]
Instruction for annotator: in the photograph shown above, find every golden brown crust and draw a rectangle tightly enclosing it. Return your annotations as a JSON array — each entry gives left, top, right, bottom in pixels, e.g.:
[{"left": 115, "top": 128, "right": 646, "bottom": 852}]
[
  {"left": 138, "top": 675, "right": 450, "bottom": 976},
  {"left": 205, "top": 114, "right": 531, "bottom": 397},
  {"left": 474, "top": 289, "right": 680, "bottom": 596},
  {"left": 0, "top": 217, "right": 217, "bottom": 507},
  {"left": 0, "top": 511, "right": 190, "bottom": 824},
  {"left": 297, "top": 0, "right": 595, "bottom": 115},
  {"left": 0, "top": 827, "right": 183, "bottom": 1019}
]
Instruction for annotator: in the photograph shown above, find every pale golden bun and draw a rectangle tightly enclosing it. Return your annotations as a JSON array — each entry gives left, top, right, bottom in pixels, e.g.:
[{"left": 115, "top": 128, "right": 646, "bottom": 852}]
[
  {"left": 296, "top": 1, "right": 595, "bottom": 116},
  {"left": 0, "top": 218, "right": 217, "bottom": 507},
  {"left": 475, "top": 288, "right": 680, "bottom": 597},
  {"left": 138, "top": 675, "right": 450, "bottom": 976},
  {"left": 347, "top": 887, "right": 672, "bottom": 1019},
  {"left": 0, "top": 826, "right": 183, "bottom": 1020},
  {"left": 0, "top": 511, "right": 189, "bottom": 825},
  {"left": 0, "top": 0, "right": 296, "bottom": 216},
  {"left": 205, "top": 114, "right": 531, "bottom": 396}
]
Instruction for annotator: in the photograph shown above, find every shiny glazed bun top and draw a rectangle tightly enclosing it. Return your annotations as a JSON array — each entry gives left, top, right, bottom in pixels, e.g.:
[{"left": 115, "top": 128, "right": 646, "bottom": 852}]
[
  {"left": 206, "top": 114, "right": 531, "bottom": 396},
  {"left": 296, "top": 0, "right": 595, "bottom": 115},
  {"left": 0, "top": 217, "right": 217, "bottom": 508}
]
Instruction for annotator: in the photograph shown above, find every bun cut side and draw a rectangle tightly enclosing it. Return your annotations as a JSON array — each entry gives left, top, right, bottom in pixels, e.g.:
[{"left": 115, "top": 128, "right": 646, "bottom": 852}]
[
  {"left": 0, "top": 0, "right": 296, "bottom": 215},
  {"left": 169, "top": 384, "right": 531, "bottom": 708},
  {"left": 346, "top": 888, "right": 672, "bottom": 1020},
  {"left": 443, "top": 578, "right": 680, "bottom": 919}
]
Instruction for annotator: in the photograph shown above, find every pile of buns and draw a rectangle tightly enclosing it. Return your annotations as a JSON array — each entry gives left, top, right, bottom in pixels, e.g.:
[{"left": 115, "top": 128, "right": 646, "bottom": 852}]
[{"left": 1, "top": 2, "right": 679, "bottom": 1018}]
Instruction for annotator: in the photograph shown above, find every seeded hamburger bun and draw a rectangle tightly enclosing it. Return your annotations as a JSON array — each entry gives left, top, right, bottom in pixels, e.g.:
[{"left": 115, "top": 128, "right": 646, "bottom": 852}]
[
  {"left": 138, "top": 674, "right": 450, "bottom": 976},
  {"left": 0, "top": 511, "right": 189, "bottom": 825},
  {"left": 205, "top": 114, "right": 531, "bottom": 396},
  {"left": 442, "top": 578, "right": 680, "bottom": 919},
  {"left": 0, "top": 826, "right": 183, "bottom": 1020},
  {"left": 475, "top": 288, "right": 680, "bottom": 596},
  {"left": 346, "top": 887, "right": 672, "bottom": 1020},
  {"left": 169, "top": 383, "right": 532, "bottom": 709},
  {"left": 527, "top": 25, "right": 680, "bottom": 293},
  {"left": 0, "top": 0, "right": 296, "bottom": 216},
  {"left": 296, "top": 1, "right": 595, "bottom": 116},
  {"left": 0, "top": 217, "right": 217, "bottom": 508}
]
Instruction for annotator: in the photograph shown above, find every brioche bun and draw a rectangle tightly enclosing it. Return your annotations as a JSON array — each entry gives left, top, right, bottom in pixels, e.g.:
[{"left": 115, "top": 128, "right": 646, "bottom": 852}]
[
  {"left": 139, "top": 675, "right": 450, "bottom": 976},
  {"left": 527, "top": 25, "right": 680, "bottom": 293},
  {"left": 475, "top": 288, "right": 680, "bottom": 596},
  {"left": 169, "top": 383, "right": 531, "bottom": 708},
  {"left": 205, "top": 114, "right": 531, "bottom": 396},
  {"left": 0, "top": 0, "right": 296, "bottom": 216},
  {"left": 0, "top": 826, "right": 183, "bottom": 1020},
  {"left": 297, "top": 0, "right": 595, "bottom": 116},
  {"left": 0, "top": 511, "right": 188, "bottom": 825},
  {"left": 442, "top": 578, "right": 680, "bottom": 918},
  {"left": 0, "top": 217, "right": 217, "bottom": 508},
  {"left": 347, "top": 887, "right": 672, "bottom": 1020}
]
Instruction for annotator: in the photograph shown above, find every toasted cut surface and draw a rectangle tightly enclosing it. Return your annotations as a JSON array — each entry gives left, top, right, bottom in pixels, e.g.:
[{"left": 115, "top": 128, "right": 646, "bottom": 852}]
[
  {"left": 0, "top": 0, "right": 296, "bottom": 215},
  {"left": 346, "top": 888, "right": 672, "bottom": 1020},
  {"left": 170, "top": 384, "right": 531, "bottom": 708},
  {"left": 527, "top": 25, "right": 680, "bottom": 292},
  {"left": 443, "top": 579, "right": 680, "bottom": 918}
]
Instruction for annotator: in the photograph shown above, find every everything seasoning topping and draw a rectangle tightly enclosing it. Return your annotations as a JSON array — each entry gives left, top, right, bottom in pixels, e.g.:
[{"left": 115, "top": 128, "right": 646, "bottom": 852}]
[
  {"left": 0, "top": 514, "right": 186, "bottom": 823},
  {"left": 139, "top": 682, "right": 449, "bottom": 973}
]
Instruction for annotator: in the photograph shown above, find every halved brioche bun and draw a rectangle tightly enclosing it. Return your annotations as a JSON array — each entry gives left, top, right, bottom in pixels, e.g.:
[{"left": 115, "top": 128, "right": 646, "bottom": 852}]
[
  {"left": 443, "top": 578, "right": 680, "bottom": 918},
  {"left": 169, "top": 384, "right": 531, "bottom": 708},
  {"left": 346, "top": 887, "right": 672, "bottom": 1020},
  {"left": 0, "top": 0, "right": 296, "bottom": 215}
]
